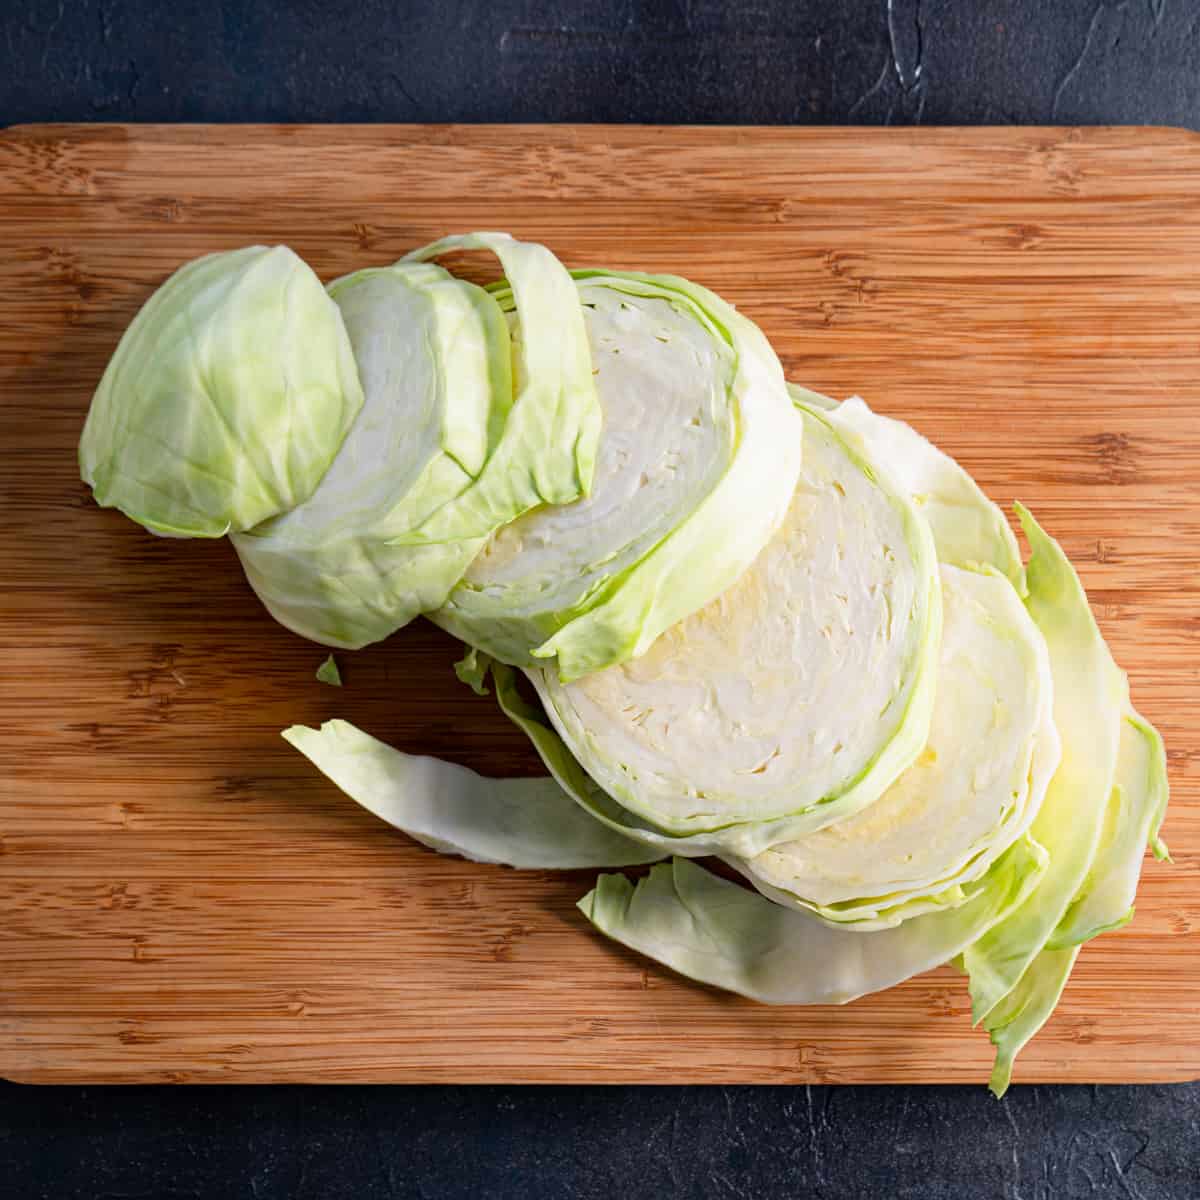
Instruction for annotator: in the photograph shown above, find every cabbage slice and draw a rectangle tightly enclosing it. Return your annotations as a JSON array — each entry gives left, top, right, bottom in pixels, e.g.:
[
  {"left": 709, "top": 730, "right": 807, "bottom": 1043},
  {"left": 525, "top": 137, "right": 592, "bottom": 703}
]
[
  {"left": 527, "top": 401, "right": 941, "bottom": 851},
  {"left": 742, "top": 563, "right": 1059, "bottom": 929},
  {"left": 432, "top": 272, "right": 803, "bottom": 681},
  {"left": 80, "top": 245, "right": 363, "bottom": 537},
  {"left": 283, "top": 719, "right": 661, "bottom": 869},
  {"left": 233, "top": 233, "right": 603, "bottom": 649},
  {"left": 232, "top": 261, "right": 508, "bottom": 647}
]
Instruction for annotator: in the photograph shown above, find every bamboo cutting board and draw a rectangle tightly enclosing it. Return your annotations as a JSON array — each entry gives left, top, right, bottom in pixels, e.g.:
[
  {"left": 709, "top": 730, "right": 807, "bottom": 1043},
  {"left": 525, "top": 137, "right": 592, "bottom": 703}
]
[{"left": 0, "top": 124, "right": 1197, "bottom": 1086}]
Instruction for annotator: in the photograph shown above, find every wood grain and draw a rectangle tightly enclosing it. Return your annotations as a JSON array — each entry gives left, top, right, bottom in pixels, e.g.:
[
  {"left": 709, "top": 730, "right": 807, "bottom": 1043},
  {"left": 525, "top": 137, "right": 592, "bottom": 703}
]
[{"left": 0, "top": 124, "right": 1196, "bottom": 1086}]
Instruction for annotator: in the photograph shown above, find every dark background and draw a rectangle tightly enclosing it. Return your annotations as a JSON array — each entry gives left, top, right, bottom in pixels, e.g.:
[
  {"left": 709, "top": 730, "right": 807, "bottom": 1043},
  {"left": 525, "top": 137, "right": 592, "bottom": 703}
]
[{"left": 3, "top": 1, "right": 1198, "bottom": 1197}]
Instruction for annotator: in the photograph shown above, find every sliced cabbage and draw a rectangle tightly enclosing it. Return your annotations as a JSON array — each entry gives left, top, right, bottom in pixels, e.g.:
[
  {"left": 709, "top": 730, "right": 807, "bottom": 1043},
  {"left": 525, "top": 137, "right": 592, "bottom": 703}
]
[
  {"left": 525, "top": 401, "right": 941, "bottom": 852},
  {"left": 578, "top": 839, "right": 1047, "bottom": 1006},
  {"left": 963, "top": 506, "right": 1128, "bottom": 1024},
  {"left": 721, "top": 396, "right": 1051, "bottom": 927},
  {"left": 232, "top": 233, "right": 602, "bottom": 649},
  {"left": 431, "top": 272, "right": 803, "bottom": 681},
  {"left": 742, "top": 563, "right": 1059, "bottom": 929},
  {"left": 232, "top": 261, "right": 508, "bottom": 648},
  {"left": 283, "top": 719, "right": 660, "bottom": 869},
  {"left": 80, "top": 245, "right": 363, "bottom": 537}
]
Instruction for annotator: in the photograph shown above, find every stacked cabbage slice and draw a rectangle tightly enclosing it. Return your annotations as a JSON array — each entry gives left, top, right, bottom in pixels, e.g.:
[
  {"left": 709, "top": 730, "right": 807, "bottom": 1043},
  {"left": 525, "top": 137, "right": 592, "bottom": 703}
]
[{"left": 81, "top": 237, "right": 1168, "bottom": 1095}]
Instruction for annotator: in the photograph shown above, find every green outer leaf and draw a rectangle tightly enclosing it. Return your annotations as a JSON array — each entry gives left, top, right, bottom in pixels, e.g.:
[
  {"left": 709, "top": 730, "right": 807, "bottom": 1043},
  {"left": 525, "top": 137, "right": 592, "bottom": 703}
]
[
  {"left": 80, "top": 245, "right": 363, "bottom": 537},
  {"left": 963, "top": 504, "right": 1128, "bottom": 1024},
  {"left": 315, "top": 654, "right": 341, "bottom": 686},
  {"left": 527, "top": 399, "right": 941, "bottom": 847},
  {"left": 1048, "top": 708, "right": 1171, "bottom": 948},
  {"left": 578, "top": 838, "right": 1047, "bottom": 1006},
  {"left": 983, "top": 944, "right": 1080, "bottom": 1098},
  {"left": 283, "top": 719, "right": 662, "bottom": 870},
  {"left": 393, "top": 232, "right": 601, "bottom": 543}
]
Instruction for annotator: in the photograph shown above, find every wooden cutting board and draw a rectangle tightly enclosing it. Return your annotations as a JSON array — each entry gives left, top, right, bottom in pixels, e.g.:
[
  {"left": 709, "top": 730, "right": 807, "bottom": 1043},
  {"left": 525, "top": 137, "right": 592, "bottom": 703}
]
[{"left": 1, "top": 124, "right": 1196, "bottom": 1086}]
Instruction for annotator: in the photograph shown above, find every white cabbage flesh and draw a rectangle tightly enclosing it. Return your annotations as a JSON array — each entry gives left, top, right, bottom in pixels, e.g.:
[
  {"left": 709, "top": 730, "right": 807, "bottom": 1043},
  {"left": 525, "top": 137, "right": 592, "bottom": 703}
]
[
  {"left": 282, "top": 719, "right": 661, "bottom": 869},
  {"left": 432, "top": 272, "right": 804, "bottom": 681},
  {"left": 528, "top": 402, "right": 941, "bottom": 849},
  {"left": 232, "top": 262, "right": 509, "bottom": 647},
  {"left": 80, "top": 245, "right": 364, "bottom": 537},
  {"left": 743, "top": 563, "right": 1060, "bottom": 929}
]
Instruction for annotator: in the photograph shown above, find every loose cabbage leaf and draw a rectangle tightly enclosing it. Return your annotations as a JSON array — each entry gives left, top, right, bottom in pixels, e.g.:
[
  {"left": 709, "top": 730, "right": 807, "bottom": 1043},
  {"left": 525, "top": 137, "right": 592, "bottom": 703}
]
[
  {"left": 963, "top": 505, "right": 1127, "bottom": 1024},
  {"left": 983, "top": 944, "right": 1079, "bottom": 1098},
  {"left": 316, "top": 655, "right": 341, "bottom": 686},
  {"left": 579, "top": 840, "right": 1047, "bottom": 1006},
  {"left": 283, "top": 719, "right": 662, "bottom": 869},
  {"left": 80, "top": 245, "right": 363, "bottom": 537},
  {"left": 1049, "top": 708, "right": 1170, "bottom": 948},
  {"left": 454, "top": 646, "right": 493, "bottom": 697}
]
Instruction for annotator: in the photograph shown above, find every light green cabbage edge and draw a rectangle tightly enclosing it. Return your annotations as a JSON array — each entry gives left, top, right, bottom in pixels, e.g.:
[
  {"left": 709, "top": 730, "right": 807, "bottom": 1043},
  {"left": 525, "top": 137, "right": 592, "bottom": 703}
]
[
  {"left": 80, "top": 245, "right": 365, "bottom": 538},
  {"left": 430, "top": 271, "right": 804, "bottom": 682}
]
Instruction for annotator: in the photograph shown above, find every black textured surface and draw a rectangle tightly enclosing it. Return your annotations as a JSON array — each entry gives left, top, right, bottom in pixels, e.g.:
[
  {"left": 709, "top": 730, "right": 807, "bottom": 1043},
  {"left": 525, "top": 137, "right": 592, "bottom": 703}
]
[{"left": 2, "top": 2, "right": 1198, "bottom": 1197}]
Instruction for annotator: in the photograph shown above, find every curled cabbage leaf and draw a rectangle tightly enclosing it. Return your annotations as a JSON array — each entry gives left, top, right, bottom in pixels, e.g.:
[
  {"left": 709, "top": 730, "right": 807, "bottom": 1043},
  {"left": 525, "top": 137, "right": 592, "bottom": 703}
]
[
  {"left": 524, "top": 400, "right": 941, "bottom": 853},
  {"left": 430, "top": 272, "right": 803, "bottom": 681},
  {"left": 985, "top": 706, "right": 1169, "bottom": 1097},
  {"left": 80, "top": 245, "right": 363, "bottom": 537},
  {"left": 578, "top": 840, "right": 1048, "bottom": 1006},
  {"left": 283, "top": 718, "right": 661, "bottom": 870},
  {"left": 963, "top": 506, "right": 1129, "bottom": 1025}
]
